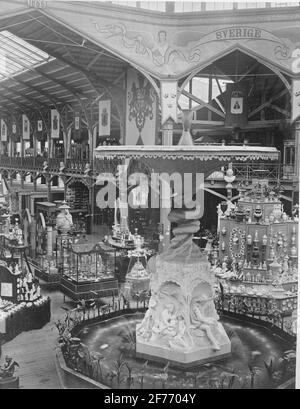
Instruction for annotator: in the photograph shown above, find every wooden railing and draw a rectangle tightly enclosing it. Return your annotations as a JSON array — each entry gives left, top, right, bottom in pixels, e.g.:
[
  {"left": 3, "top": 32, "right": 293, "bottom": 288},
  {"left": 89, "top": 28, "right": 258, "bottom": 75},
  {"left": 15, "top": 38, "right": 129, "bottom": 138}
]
[
  {"left": 0, "top": 155, "right": 89, "bottom": 175},
  {"left": 0, "top": 155, "right": 296, "bottom": 182},
  {"left": 232, "top": 162, "right": 283, "bottom": 181}
]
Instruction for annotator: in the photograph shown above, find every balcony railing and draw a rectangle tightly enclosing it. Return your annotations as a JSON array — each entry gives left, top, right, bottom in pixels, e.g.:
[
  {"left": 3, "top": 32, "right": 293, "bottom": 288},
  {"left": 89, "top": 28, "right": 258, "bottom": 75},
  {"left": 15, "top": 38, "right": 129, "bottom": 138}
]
[
  {"left": 0, "top": 155, "right": 89, "bottom": 175},
  {"left": 232, "top": 162, "right": 282, "bottom": 181},
  {"left": 0, "top": 155, "right": 296, "bottom": 182}
]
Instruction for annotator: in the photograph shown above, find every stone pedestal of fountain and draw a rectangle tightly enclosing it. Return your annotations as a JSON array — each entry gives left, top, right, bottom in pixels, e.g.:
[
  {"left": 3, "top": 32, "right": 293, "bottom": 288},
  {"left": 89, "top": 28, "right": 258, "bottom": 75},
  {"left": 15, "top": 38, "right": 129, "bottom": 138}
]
[{"left": 136, "top": 207, "right": 231, "bottom": 368}]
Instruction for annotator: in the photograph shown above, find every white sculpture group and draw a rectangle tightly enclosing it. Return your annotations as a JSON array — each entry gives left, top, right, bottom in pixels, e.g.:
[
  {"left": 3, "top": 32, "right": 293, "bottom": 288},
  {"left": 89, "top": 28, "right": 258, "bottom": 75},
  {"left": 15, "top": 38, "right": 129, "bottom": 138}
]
[{"left": 136, "top": 205, "right": 231, "bottom": 366}]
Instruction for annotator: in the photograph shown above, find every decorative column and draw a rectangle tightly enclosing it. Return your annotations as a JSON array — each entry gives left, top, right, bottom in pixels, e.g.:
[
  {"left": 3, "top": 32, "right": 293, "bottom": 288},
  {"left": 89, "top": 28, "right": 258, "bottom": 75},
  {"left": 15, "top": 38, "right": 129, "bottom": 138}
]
[
  {"left": 118, "top": 159, "right": 130, "bottom": 226},
  {"left": 46, "top": 225, "right": 53, "bottom": 258},
  {"left": 46, "top": 176, "right": 51, "bottom": 202},
  {"left": 294, "top": 120, "right": 300, "bottom": 182},
  {"left": 159, "top": 80, "right": 178, "bottom": 243},
  {"left": 224, "top": 163, "right": 236, "bottom": 201},
  {"left": 178, "top": 109, "right": 194, "bottom": 146},
  {"left": 162, "top": 119, "right": 173, "bottom": 146},
  {"left": 160, "top": 121, "right": 173, "bottom": 244},
  {"left": 21, "top": 173, "right": 25, "bottom": 190},
  {"left": 33, "top": 175, "right": 37, "bottom": 192},
  {"left": 30, "top": 219, "right": 36, "bottom": 258}
]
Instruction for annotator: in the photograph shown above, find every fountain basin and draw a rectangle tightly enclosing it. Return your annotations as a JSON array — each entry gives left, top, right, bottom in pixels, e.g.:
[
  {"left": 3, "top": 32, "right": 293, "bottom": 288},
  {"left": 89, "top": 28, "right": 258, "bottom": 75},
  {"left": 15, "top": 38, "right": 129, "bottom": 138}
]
[{"left": 69, "top": 312, "right": 295, "bottom": 389}]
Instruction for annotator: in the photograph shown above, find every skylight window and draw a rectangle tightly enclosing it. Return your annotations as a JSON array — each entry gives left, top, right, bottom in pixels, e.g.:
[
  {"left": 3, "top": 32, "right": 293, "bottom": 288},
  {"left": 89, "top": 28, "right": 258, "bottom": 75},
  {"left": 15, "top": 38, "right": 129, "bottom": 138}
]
[{"left": 0, "top": 30, "right": 51, "bottom": 79}]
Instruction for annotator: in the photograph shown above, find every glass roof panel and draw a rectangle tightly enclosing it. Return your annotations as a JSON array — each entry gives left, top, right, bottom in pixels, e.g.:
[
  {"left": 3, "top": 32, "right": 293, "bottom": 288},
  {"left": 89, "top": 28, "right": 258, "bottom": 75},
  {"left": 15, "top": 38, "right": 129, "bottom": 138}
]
[
  {"left": 109, "top": 1, "right": 300, "bottom": 12},
  {"left": 0, "top": 30, "right": 51, "bottom": 80}
]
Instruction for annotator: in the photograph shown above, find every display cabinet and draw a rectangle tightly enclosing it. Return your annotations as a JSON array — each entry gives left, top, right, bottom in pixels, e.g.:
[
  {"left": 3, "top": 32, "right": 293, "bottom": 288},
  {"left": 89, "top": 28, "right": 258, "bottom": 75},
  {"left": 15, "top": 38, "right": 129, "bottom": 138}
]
[
  {"left": 215, "top": 180, "right": 298, "bottom": 324},
  {"left": 60, "top": 238, "right": 118, "bottom": 301}
]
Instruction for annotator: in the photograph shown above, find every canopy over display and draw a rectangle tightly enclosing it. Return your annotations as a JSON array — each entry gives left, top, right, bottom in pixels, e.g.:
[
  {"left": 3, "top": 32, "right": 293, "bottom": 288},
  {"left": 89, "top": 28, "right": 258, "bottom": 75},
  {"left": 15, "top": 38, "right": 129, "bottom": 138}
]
[{"left": 94, "top": 145, "right": 280, "bottom": 177}]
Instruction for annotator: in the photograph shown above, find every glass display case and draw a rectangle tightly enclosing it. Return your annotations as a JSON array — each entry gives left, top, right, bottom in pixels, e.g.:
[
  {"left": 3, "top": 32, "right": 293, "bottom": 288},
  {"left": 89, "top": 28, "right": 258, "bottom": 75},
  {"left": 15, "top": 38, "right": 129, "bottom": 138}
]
[
  {"left": 0, "top": 232, "right": 30, "bottom": 276},
  {"left": 61, "top": 238, "right": 116, "bottom": 282},
  {"left": 31, "top": 254, "right": 60, "bottom": 284},
  {"left": 60, "top": 237, "right": 119, "bottom": 301},
  {"left": 123, "top": 246, "right": 152, "bottom": 300}
]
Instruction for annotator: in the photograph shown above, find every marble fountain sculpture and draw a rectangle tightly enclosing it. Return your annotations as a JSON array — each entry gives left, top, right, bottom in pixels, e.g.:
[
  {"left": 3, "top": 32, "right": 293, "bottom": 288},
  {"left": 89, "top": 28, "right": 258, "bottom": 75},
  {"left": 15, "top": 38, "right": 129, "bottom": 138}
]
[{"left": 136, "top": 205, "right": 231, "bottom": 367}]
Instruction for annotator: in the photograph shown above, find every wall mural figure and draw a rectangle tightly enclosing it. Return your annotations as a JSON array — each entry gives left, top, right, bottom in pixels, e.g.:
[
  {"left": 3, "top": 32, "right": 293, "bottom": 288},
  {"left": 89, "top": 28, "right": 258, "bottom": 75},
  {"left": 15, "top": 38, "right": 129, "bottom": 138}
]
[
  {"left": 93, "top": 22, "right": 201, "bottom": 69},
  {"left": 93, "top": 21, "right": 293, "bottom": 75}
]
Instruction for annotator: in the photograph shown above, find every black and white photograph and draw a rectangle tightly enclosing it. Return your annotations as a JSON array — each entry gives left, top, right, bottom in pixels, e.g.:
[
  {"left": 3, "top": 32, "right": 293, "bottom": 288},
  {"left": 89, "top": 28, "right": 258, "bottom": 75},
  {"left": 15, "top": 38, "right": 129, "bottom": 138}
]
[{"left": 0, "top": 0, "right": 299, "bottom": 393}]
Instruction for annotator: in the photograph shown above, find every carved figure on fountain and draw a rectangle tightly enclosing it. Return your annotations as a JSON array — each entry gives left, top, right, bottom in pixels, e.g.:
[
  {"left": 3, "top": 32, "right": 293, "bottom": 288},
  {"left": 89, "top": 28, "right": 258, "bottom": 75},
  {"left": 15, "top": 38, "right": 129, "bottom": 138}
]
[{"left": 136, "top": 205, "right": 231, "bottom": 366}]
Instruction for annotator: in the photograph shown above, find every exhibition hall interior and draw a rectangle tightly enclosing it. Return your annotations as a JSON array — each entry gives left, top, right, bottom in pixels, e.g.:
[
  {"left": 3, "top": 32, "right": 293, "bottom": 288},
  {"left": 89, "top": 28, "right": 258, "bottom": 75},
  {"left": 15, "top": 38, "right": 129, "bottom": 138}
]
[{"left": 0, "top": 0, "right": 299, "bottom": 389}]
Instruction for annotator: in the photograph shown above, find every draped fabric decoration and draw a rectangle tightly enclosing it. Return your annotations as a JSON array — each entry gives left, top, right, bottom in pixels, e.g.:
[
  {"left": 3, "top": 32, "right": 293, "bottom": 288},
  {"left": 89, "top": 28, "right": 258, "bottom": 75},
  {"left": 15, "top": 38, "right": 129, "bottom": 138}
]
[
  {"left": 98, "top": 100, "right": 111, "bottom": 136},
  {"left": 0, "top": 119, "right": 7, "bottom": 142},
  {"left": 125, "top": 68, "right": 157, "bottom": 145},
  {"left": 291, "top": 79, "right": 300, "bottom": 122},
  {"left": 224, "top": 83, "right": 248, "bottom": 128},
  {"left": 51, "top": 109, "right": 60, "bottom": 139},
  {"left": 94, "top": 146, "right": 279, "bottom": 206},
  {"left": 22, "top": 114, "right": 30, "bottom": 140}
]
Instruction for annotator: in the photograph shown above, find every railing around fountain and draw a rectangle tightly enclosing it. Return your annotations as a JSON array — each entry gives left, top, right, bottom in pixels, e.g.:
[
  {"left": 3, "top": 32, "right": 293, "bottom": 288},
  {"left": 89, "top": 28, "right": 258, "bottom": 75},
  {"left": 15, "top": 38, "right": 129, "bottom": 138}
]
[
  {"left": 55, "top": 295, "right": 296, "bottom": 390},
  {"left": 215, "top": 296, "right": 297, "bottom": 341}
]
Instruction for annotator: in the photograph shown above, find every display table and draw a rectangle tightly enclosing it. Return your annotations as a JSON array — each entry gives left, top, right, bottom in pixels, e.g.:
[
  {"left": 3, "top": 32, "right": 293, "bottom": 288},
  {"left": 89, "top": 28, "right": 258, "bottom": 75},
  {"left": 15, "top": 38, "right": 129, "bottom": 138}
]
[
  {"left": 0, "top": 297, "right": 51, "bottom": 341},
  {"left": 60, "top": 275, "right": 118, "bottom": 302}
]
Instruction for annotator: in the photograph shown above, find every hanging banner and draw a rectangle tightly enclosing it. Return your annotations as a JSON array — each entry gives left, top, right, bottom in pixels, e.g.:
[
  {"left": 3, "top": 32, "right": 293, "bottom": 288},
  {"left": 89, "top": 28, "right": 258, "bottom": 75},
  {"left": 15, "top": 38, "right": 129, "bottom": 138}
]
[
  {"left": 37, "top": 120, "right": 43, "bottom": 132},
  {"left": 1, "top": 119, "right": 7, "bottom": 142},
  {"left": 292, "top": 79, "right": 300, "bottom": 122},
  {"left": 51, "top": 109, "right": 60, "bottom": 139},
  {"left": 98, "top": 100, "right": 111, "bottom": 136},
  {"left": 224, "top": 83, "right": 248, "bottom": 128},
  {"left": 22, "top": 114, "right": 30, "bottom": 140},
  {"left": 12, "top": 122, "right": 17, "bottom": 134},
  {"left": 74, "top": 112, "right": 81, "bottom": 141},
  {"left": 75, "top": 115, "right": 80, "bottom": 130},
  {"left": 125, "top": 68, "right": 157, "bottom": 145},
  {"left": 161, "top": 80, "right": 177, "bottom": 125}
]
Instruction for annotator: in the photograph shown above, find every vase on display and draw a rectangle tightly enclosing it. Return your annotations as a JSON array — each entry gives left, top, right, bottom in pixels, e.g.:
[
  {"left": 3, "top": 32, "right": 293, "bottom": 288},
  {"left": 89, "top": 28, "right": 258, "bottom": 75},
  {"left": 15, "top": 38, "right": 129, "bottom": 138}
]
[
  {"left": 282, "top": 212, "right": 288, "bottom": 222},
  {"left": 253, "top": 206, "right": 262, "bottom": 224}
]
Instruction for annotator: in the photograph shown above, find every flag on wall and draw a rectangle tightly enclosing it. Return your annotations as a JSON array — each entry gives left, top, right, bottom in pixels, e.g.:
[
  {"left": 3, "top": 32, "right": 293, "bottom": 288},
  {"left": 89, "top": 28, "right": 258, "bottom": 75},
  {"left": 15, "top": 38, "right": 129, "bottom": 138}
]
[
  {"left": 125, "top": 68, "right": 157, "bottom": 145},
  {"left": 22, "top": 114, "right": 30, "bottom": 140},
  {"left": 292, "top": 79, "right": 300, "bottom": 122},
  {"left": 0, "top": 119, "right": 7, "bottom": 142},
  {"left": 51, "top": 109, "right": 60, "bottom": 139},
  {"left": 98, "top": 100, "right": 111, "bottom": 136},
  {"left": 74, "top": 112, "right": 81, "bottom": 141},
  {"left": 224, "top": 83, "right": 248, "bottom": 128}
]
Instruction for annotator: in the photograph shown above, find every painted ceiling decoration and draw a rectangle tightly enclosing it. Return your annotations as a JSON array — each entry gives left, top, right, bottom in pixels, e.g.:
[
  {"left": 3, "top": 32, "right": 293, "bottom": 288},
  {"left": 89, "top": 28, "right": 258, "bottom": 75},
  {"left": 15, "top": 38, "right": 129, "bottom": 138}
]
[{"left": 36, "top": 1, "right": 300, "bottom": 79}]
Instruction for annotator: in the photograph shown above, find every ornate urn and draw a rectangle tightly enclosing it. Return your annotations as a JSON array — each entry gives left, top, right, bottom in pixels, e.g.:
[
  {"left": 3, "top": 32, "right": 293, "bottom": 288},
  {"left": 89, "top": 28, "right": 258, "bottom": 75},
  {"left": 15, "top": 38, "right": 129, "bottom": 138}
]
[{"left": 253, "top": 206, "right": 263, "bottom": 223}]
